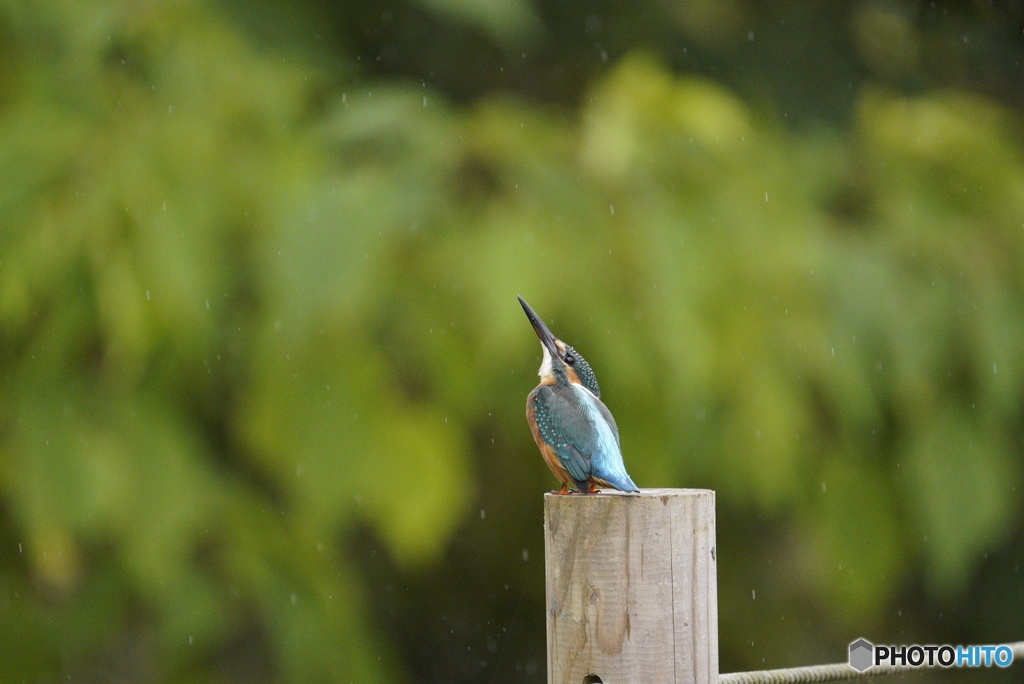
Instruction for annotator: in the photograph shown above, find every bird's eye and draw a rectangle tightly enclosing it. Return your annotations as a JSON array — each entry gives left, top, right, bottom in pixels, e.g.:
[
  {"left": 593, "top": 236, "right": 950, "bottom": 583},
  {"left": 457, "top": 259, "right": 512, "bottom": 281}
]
[{"left": 564, "top": 354, "right": 576, "bottom": 366}]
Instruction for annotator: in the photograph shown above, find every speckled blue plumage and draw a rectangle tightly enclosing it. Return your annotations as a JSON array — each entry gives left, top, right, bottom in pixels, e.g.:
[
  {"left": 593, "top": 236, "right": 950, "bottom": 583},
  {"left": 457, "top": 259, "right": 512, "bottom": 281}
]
[{"left": 528, "top": 381, "right": 638, "bottom": 493}]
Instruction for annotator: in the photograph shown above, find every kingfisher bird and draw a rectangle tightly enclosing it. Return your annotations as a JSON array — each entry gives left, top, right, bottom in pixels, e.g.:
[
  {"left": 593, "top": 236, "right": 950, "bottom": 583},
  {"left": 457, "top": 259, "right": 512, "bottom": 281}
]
[{"left": 518, "top": 295, "right": 639, "bottom": 495}]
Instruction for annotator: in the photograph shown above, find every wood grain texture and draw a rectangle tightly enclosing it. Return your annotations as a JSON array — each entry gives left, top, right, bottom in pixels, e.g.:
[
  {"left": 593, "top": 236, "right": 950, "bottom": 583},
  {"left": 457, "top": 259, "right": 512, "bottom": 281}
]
[{"left": 545, "top": 488, "right": 718, "bottom": 684}]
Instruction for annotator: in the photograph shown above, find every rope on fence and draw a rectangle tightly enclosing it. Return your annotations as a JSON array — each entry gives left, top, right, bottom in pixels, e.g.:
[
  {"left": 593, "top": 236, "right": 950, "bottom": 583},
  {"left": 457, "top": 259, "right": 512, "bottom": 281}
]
[{"left": 719, "top": 641, "right": 1024, "bottom": 684}]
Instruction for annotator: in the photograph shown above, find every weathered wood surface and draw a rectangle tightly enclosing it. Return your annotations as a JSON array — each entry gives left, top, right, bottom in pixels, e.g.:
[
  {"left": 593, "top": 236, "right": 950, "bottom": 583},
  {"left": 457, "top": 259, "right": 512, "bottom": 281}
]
[{"left": 544, "top": 488, "right": 718, "bottom": 684}]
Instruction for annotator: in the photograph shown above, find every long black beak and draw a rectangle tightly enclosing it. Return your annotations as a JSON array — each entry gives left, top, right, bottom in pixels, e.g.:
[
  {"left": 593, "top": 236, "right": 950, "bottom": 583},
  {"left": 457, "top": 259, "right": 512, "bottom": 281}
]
[{"left": 518, "top": 295, "right": 560, "bottom": 358}]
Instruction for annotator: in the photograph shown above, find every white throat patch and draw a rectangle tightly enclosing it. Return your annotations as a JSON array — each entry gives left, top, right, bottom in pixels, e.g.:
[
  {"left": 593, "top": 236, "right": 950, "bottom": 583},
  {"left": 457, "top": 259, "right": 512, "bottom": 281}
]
[{"left": 538, "top": 344, "right": 554, "bottom": 380}]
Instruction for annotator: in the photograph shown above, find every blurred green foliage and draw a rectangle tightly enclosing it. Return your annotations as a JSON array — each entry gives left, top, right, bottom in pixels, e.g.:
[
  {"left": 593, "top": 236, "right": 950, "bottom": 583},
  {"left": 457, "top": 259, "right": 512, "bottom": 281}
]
[{"left": 1, "top": 0, "right": 1023, "bottom": 681}]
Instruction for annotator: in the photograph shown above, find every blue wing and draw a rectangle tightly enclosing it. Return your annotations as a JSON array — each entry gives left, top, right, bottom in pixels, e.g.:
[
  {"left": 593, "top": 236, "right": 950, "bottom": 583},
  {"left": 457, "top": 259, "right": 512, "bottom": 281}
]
[{"left": 532, "top": 384, "right": 638, "bottom": 492}]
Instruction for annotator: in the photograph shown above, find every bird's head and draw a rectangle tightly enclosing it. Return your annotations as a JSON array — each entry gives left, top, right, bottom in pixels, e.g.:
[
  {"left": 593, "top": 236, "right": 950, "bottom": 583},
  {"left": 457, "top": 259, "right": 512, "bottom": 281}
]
[{"left": 518, "top": 295, "right": 601, "bottom": 397}]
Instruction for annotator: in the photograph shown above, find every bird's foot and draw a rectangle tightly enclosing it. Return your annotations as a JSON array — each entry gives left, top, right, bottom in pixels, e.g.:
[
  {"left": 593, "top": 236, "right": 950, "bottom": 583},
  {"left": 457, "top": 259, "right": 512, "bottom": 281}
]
[
  {"left": 588, "top": 485, "right": 601, "bottom": 494},
  {"left": 554, "top": 483, "right": 572, "bottom": 495}
]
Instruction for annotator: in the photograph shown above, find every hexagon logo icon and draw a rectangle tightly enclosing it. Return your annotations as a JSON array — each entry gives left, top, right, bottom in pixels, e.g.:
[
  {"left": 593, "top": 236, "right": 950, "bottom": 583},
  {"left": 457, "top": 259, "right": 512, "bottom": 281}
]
[{"left": 849, "top": 638, "right": 874, "bottom": 672}]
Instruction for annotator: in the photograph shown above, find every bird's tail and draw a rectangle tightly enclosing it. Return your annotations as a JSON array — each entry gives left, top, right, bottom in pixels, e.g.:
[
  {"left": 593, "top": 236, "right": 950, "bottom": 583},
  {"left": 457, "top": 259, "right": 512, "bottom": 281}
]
[{"left": 605, "top": 473, "right": 639, "bottom": 493}]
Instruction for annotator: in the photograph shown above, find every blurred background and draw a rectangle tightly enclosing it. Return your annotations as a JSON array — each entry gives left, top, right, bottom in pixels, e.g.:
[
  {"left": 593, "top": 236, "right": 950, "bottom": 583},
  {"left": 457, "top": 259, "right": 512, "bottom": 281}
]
[{"left": 1, "top": 0, "right": 1023, "bottom": 681}]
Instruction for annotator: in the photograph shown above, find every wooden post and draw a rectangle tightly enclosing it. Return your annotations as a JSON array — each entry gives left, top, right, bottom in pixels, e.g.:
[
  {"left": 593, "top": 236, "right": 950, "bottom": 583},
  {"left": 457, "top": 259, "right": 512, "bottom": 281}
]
[{"left": 544, "top": 489, "right": 718, "bottom": 684}]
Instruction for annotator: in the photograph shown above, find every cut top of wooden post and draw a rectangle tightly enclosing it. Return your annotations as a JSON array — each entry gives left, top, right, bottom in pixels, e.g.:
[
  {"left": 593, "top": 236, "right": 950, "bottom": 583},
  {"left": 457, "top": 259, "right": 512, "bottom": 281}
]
[{"left": 544, "top": 488, "right": 718, "bottom": 684}]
